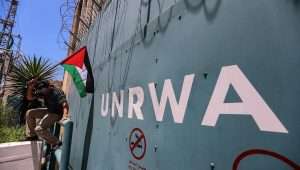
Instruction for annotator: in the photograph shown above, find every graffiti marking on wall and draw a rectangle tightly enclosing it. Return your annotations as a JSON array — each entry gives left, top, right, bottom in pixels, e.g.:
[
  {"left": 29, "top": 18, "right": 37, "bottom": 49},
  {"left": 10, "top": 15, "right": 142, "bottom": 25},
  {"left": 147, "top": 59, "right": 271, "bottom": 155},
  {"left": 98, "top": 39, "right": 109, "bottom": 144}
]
[{"left": 232, "top": 149, "right": 300, "bottom": 170}]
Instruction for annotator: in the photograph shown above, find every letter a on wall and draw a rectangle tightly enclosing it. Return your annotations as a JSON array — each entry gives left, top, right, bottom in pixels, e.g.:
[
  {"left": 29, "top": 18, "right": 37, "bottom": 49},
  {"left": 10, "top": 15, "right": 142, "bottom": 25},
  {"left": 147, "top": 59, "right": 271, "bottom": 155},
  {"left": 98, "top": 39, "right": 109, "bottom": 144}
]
[{"left": 201, "top": 65, "right": 288, "bottom": 133}]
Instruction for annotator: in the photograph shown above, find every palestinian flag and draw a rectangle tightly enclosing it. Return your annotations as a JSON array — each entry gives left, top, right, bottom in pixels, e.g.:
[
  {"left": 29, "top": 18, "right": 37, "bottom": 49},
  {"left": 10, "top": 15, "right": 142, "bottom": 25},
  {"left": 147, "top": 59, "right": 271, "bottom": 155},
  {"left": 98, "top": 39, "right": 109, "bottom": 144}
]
[{"left": 61, "top": 46, "right": 94, "bottom": 97}]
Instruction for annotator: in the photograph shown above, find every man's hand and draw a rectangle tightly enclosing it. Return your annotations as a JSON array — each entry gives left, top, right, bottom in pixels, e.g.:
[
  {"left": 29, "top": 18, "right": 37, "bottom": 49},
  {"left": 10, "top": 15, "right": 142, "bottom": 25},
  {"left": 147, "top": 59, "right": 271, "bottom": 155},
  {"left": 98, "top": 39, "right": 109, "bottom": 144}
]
[
  {"left": 60, "top": 116, "right": 69, "bottom": 122},
  {"left": 62, "top": 114, "right": 69, "bottom": 120},
  {"left": 27, "top": 78, "right": 38, "bottom": 88},
  {"left": 59, "top": 117, "right": 70, "bottom": 125},
  {"left": 62, "top": 102, "right": 69, "bottom": 119}
]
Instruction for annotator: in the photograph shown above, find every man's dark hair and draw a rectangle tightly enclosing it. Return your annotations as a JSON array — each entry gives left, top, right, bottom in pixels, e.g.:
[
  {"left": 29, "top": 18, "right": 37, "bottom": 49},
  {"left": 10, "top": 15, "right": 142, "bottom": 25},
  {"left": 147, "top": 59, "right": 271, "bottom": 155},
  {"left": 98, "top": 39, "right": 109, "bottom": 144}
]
[{"left": 35, "top": 80, "right": 50, "bottom": 90}]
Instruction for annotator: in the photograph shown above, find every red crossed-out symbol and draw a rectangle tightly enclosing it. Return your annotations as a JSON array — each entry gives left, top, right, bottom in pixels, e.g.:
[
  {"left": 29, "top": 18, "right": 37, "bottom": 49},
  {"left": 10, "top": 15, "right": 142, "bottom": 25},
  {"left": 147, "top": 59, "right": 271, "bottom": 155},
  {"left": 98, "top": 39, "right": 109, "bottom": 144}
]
[{"left": 129, "top": 128, "right": 147, "bottom": 160}]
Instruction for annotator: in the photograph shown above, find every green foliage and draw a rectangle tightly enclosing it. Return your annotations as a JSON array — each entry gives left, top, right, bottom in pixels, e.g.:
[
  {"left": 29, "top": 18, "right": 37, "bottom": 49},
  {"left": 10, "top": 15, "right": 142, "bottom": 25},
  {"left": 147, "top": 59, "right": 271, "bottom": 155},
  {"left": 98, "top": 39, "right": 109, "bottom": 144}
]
[
  {"left": 0, "top": 105, "right": 19, "bottom": 126},
  {"left": 5, "top": 55, "right": 57, "bottom": 98},
  {"left": 0, "top": 104, "right": 25, "bottom": 143},
  {"left": 0, "top": 56, "right": 58, "bottom": 142},
  {"left": 4, "top": 56, "right": 57, "bottom": 123},
  {"left": 0, "top": 126, "right": 25, "bottom": 143}
]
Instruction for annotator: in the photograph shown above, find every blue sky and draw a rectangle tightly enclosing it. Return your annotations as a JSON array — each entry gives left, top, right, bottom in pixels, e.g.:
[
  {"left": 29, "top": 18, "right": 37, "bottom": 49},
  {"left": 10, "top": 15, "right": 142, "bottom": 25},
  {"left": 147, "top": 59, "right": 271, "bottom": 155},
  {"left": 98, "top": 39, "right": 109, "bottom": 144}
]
[{"left": 12, "top": 0, "right": 69, "bottom": 80}]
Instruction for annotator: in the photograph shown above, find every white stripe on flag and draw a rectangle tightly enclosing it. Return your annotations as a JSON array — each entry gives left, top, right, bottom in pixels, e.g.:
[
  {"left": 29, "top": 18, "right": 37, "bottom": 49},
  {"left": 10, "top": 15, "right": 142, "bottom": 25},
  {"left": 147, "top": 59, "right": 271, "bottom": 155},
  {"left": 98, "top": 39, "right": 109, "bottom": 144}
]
[{"left": 76, "top": 65, "right": 88, "bottom": 84}]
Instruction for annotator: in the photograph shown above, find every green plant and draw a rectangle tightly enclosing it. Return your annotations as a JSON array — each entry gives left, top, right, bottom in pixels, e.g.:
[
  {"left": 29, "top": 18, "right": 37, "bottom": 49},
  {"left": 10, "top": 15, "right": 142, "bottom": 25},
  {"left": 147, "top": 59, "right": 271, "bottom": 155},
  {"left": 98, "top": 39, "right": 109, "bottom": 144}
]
[
  {"left": 5, "top": 56, "right": 57, "bottom": 123},
  {"left": 0, "top": 104, "right": 26, "bottom": 143},
  {"left": 0, "top": 105, "right": 19, "bottom": 127},
  {"left": 6, "top": 56, "right": 57, "bottom": 97},
  {"left": 0, "top": 126, "right": 25, "bottom": 143}
]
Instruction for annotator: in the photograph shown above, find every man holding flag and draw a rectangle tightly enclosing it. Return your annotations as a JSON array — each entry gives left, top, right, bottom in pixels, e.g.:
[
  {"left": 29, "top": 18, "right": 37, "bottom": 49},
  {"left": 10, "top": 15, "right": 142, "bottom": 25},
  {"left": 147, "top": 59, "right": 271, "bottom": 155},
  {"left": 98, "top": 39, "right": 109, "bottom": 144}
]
[{"left": 24, "top": 46, "right": 93, "bottom": 149}]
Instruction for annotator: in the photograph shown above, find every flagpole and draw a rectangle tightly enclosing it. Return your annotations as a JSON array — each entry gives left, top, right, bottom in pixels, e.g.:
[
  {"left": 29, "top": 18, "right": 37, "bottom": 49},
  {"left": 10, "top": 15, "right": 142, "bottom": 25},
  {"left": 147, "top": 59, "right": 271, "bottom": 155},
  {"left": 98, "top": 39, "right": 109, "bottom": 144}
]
[{"left": 51, "top": 62, "right": 61, "bottom": 70}]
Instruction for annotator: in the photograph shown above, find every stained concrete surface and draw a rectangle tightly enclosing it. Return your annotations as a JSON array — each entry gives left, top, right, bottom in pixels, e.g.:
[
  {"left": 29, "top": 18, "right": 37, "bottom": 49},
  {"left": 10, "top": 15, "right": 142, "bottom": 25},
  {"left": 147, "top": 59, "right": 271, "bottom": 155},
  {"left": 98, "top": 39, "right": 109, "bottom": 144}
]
[{"left": 0, "top": 141, "right": 42, "bottom": 170}]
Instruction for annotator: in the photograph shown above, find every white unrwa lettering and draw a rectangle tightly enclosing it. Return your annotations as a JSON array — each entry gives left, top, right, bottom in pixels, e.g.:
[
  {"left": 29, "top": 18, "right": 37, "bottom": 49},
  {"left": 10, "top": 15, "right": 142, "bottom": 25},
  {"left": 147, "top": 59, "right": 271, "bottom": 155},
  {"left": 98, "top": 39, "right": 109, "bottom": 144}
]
[
  {"left": 112, "top": 90, "right": 124, "bottom": 118},
  {"left": 148, "top": 74, "right": 195, "bottom": 123},
  {"left": 101, "top": 93, "right": 109, "bottom": 117},
  {"left": 201, "top": 65, "right": 288, "bottom": 133},
  {"left": 128, "top": 86, "right": 144, "bottom": 120}
]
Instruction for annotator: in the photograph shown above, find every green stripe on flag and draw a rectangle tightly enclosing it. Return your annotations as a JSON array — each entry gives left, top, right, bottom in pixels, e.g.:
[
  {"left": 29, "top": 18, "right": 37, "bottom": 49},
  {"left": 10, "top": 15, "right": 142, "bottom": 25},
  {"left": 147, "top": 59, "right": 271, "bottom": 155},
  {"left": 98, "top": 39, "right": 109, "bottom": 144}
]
[{"left": 63, "top": 64, "right": 87, "bottom": 97}]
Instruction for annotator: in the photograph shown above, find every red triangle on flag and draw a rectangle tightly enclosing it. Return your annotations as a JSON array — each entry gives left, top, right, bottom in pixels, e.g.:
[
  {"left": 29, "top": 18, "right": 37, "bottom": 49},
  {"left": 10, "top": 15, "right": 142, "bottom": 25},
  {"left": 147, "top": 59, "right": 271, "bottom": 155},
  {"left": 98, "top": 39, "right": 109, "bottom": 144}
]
[{"left": 61, "top": 47, "right": 87, "bottom": 69}]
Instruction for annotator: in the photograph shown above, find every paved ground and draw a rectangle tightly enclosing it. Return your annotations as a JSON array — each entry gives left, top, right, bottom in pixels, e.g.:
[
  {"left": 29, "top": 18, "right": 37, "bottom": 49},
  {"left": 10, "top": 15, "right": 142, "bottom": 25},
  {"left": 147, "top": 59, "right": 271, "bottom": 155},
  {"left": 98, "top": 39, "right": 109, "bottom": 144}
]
[{"left": 0, "top": 141, "right": 42, "bottom": 170}]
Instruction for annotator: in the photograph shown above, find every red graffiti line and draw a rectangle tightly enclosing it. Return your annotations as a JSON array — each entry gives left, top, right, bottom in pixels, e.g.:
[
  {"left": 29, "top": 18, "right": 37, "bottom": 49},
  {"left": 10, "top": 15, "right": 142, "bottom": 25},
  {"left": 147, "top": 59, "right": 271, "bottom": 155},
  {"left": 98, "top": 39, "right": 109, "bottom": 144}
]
[{"left": 232, "top": 149, "right": 300, "bottom": 170}]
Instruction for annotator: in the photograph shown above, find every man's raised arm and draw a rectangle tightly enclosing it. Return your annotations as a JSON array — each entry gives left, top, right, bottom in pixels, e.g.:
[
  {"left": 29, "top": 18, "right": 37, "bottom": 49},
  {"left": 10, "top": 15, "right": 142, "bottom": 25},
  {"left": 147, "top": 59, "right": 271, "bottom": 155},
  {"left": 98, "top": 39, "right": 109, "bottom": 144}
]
[{"left": 26, "top": 78, "right": 37, "bottom": 101}]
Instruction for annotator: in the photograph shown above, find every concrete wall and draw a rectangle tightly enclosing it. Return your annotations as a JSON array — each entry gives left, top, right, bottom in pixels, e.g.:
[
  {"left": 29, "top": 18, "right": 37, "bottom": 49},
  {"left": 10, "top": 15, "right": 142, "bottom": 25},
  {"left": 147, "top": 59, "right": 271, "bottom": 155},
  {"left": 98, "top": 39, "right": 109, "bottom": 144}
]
[{"left": 67, "top": 0, "right": 300, "bottom": 169}]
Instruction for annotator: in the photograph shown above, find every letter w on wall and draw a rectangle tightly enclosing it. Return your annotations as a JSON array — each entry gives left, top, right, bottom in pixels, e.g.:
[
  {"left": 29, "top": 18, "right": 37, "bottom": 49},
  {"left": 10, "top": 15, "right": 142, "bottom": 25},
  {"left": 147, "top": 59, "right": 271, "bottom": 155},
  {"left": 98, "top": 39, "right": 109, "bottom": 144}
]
[{"left": 149, "top": 74, "right": 195, "bottom": 123}]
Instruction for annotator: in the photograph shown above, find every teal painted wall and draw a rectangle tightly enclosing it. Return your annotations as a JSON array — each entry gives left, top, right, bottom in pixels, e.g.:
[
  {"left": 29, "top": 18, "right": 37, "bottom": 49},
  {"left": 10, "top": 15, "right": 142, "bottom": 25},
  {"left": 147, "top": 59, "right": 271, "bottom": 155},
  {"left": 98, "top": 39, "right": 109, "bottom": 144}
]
[{"left": 68, "top": 0, "right": 300, "bottom": 169}]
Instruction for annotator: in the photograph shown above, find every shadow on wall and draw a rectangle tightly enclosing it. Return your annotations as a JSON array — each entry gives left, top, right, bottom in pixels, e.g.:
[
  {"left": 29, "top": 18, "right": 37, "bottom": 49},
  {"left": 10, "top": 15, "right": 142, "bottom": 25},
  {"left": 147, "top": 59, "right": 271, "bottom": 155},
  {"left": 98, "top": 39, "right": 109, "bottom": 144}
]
[
  {"left": 141, "top": 0, "right": 222, "bottom": 47},
  {"left": 184, "top": 0, "right": 222, "bottom": 22},
  {"left": 81, "top": 95, "right": 95, "bottom": 170},
  {"left": 293, "top": 0, "right": 300, "bottom": 9},
  {"left": 293, "top": 0, "right": 300, "bottom": 5}
]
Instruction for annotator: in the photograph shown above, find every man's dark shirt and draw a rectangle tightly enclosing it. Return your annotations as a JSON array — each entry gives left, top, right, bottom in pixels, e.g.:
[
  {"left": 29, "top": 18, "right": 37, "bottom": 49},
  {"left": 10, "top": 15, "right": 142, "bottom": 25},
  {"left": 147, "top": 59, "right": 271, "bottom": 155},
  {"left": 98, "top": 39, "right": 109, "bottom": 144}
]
[{"left": 43, "top": 88, "right": 67, "bottom": 115}]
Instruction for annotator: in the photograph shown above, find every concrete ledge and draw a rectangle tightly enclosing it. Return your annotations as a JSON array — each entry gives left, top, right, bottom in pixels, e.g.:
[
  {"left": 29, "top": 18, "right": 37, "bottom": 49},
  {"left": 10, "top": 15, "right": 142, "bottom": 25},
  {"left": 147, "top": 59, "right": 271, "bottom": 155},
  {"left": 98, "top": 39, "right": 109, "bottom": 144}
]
[
  {"left": 0, "top": 141, "right": 32, "bottom": 148},
  {"left": 0, "top": 141, "right": 43, "bottom": 170}
]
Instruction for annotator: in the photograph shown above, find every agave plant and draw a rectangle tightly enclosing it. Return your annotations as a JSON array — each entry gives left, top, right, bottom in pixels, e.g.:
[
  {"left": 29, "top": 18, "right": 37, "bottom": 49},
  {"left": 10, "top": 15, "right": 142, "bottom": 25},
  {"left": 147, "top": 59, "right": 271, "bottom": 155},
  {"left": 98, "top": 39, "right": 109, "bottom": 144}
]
[{"left": 4, "top": 56, "right": 57, "bottom": 123}]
